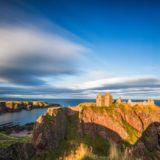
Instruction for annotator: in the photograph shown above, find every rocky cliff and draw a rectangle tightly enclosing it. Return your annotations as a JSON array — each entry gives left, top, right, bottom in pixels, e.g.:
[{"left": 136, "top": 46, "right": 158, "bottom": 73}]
[
  {"left": 32, "top": 103, "right": 160, "bottom": 160},
  {"left": 32, "top": 107, "right": 67, "bottom": 151},
  {"left": 79, "top": 103, "right": 160, "bottom": 144},
  {"left": 78, "top": 103, "right": 160, "bottom": 160},
  {"left": 0, "top": 101, "right": 60, "bottom": 113},
  {"left": 127, "top": 122, "right": 160, "bottom": 160}
]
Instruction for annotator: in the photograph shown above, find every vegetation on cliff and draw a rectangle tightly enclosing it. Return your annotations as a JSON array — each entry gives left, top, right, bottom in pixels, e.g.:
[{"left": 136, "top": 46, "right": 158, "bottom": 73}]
[
  {"left": 0, "top": 132, "right": 31, "bottom": 148},
  {"left": 32, "top": 108, "right": 110, "bottom": 160},
  {"left": 79, "top": 102, "right": 160, "bottom": 144}
]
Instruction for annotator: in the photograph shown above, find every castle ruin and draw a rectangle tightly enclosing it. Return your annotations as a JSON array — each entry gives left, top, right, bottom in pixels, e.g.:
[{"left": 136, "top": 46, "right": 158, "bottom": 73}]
[
  {"left": 127, "top": 99, "right": 154, "bottom": 106},
  {"left": 96, "top": 92, "right": 155, "bottom": 107},
  {"left": 96, "top": 93, "right": 113, "bottom": 107}
]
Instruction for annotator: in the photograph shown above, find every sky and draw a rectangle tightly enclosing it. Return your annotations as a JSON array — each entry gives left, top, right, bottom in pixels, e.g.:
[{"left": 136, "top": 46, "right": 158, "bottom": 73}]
[{"left": 0, "top": 0, "right": 160, "bottom": 99}]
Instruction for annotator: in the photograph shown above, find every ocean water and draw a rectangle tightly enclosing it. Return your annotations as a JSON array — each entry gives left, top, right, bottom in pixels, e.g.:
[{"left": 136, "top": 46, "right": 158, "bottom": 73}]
[
  {"left": 0, "top": 99, "right": 159, "bottom": 127},
  {"left": 0, "top": 99, "right": 95, "bottom": 127}
]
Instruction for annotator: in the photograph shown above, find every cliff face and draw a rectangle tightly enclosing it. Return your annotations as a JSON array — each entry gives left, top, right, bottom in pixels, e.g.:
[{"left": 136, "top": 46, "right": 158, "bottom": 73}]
[
  {"left": 128, "top": 122, "right": 160, "bottom": 160},
  {"left": 79, "top": 104, "right": 160, "bottom": 144},
  {"left": 32, "top": 103, "right": 160, "bottom": 159},
  {"left": 32, "top": 107, "right": 67, "bottom": 151}
]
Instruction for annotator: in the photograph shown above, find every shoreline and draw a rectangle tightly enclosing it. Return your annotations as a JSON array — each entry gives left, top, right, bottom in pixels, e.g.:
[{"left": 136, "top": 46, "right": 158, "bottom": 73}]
[
  {"left": 0, "top": 102, "right": 61, "bottom": 114},
  {"left": 10, "top": 130, "right": 32, "bottom": 137},
  {"left": 0, "top": 122, "right": 34, "bottom": 133}
]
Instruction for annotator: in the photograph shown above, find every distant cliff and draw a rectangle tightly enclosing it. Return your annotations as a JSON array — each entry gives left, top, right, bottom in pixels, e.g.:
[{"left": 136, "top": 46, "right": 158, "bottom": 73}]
[
  {"left": 0, "top": 101, "right": 60, "bottom": 113},
  {"left": 32, "top": 103, "right": 160, "bottom": 160}
]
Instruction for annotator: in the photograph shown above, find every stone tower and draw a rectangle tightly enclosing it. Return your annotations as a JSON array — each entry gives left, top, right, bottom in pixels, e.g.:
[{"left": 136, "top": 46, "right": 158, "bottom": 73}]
[
  {"left": 104, "top": 93, "right": 113, "bottom": 107},
  {"left": 96, "top": 92, "right": 113, "bottom": 107},
  {"left": 96, "top": 94, "right": 105, "bottom": 107}
]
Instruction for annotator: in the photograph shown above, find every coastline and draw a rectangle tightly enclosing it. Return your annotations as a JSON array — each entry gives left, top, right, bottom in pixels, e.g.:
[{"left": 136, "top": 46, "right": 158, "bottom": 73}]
[
  {"left": 0, "top": 101, "right": 60, "bottom": 114},
  {"left": 0, "top": 122, "right": 33, "bottom": 133}
]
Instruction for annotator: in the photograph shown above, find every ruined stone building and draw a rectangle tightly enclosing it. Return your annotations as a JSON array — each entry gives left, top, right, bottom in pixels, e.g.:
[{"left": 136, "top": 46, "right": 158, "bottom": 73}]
[
  {"left": 127, "top": 99, "right": 155, "bottom": 106},
  {"left": 96, "top": 92, "right": 155, "bottom": 107},
  {"left": 96, "top": 92, "right": 113, "bottom": 107},
  {"left": 116, "top": 97, "right": 122, "bottom": 104}
]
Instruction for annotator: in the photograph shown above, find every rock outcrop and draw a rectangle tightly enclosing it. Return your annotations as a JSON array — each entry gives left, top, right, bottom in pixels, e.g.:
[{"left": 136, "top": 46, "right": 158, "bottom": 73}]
[
  {"left": 0, "top": 143, "right": 35, "bottom": 160},
  {"left": 128, "top": 122, "right": 160, "bottom": 160},
  {"left": 79, "top": 107, "right": 126, "bottom": 143},
  {"left": 79, "top": 103, "right": 160, "bottom": 145},
  {"left": 32, "top": 107, "right": 67, "bottom": 151},
  {"left": 0, "top": 101, "right": 60, "bottom": 113},
  {"left": 32, "top": 103, "right": 160, "bottom": 159}
]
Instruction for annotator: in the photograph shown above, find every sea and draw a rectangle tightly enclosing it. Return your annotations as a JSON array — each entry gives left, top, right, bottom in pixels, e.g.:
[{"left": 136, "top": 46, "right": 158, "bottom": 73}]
[{"left": 0, "top": 99, "right": 160, "bottom": 127}]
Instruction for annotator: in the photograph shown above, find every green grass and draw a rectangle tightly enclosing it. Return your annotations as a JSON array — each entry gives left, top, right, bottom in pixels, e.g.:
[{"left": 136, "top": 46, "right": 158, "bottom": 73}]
[
  {"left": 122, "top": 120, "right": 139, "bottom": 144},
  {"left": 80, "top": 104, "right": 116, "bottom": 115},
  {"left": 83, "top": 135, "right": 110, "bottom": 156},
  {"left": 45, "top": 113, "right": 53, "bottom": 123},
  {"left": 0, "top": 132, "right": 31, "bottom": 148},
  {"left": 82, "top": 154, "right": 107, "bottom": 160}
]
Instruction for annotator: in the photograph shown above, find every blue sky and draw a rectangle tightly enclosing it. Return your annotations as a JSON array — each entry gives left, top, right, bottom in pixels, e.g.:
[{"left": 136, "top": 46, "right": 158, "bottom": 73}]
[{"left": 0, "top": 0, "right": 160, "bottom": 99}]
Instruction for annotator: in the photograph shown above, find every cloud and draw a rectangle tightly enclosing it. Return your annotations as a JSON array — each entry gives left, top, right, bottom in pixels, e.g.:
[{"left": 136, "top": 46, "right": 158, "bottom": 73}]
[
  {"left": 77, "top": 76, "right": 160, "bottom": 90},
  {"left": 0, "top": 1, "right": 159, "bottom": 99},
  {"left": 0, "top": 27, "right": 159, "bottom": 99},
  {"left": 0, "top": 75, "right": 160, "bottom": 99},
  {"left": 0, "top": 84, "right": 86, "bottom": 99},
  {"left": 68, "top": 76, "right": 160, "bottom": 99},
  {"left": 0, "top": 26, "right": 89, "bottom": 86}
]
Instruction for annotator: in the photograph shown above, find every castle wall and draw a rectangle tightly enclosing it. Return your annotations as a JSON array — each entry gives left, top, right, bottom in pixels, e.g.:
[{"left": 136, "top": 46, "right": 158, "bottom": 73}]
[
  {"left": 128, "top": 99, "right": 155, "bottom": 106},
  {"left": 96, "top": 93, "right": 112, "bottom": 107},
  {"left": 96, "top": 93, "right": 154, "bottom": 108},
  {"left": 96, "top": 95, "right": 105, "bottom": 107},
  {"left": 104, "top": 95, "right": 112, "bottom": 107}
]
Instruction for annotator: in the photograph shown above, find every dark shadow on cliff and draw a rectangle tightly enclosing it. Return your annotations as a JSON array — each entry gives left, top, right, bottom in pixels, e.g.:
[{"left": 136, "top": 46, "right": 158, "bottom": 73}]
[
  {"left": 129, "top": 122, "right": 160, "bottom": 160},
  {"left": 31, "top": 107, "right": 124, "bottom": 159},
  {"left": 66, "top": 107, "right": 123, "bottom": 143},
  {"left": 64, "top": 108, "right": 160, "bottom": 159},
  {"left": 60, "top": 108, "right": 124, "bottom": 157}
]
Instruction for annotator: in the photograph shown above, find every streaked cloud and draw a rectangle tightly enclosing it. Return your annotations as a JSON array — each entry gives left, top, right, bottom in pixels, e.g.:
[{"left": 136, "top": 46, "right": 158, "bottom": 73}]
[
  {"left": 0, "top": 26, "right": 89, "bottom": 86},
  {"left": 0, "top": 75, "right": 160, "bottom": 99},
  {"left": 70, "top": 76, "right": 160, "bottom": 99},
  {"left": 0, "top": 26, "right": 159, "bottom": 99},
  {"left": 76, "top": 76, "right": 160, "bottom": 90}
]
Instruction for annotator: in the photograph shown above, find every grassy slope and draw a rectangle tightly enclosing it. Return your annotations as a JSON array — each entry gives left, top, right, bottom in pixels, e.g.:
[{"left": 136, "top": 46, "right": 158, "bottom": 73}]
[{"left": 0, "top": 132, "right": 31, "bottom": 148}]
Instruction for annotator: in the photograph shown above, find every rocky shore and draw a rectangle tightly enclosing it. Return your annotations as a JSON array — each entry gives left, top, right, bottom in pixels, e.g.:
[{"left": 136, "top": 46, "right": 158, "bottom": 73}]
[
  {"left": 0, "top": 101, "right": 60, "bottom": 114},
  {"left": 0, "top": 122, "right": 34, "bottom": 133}
]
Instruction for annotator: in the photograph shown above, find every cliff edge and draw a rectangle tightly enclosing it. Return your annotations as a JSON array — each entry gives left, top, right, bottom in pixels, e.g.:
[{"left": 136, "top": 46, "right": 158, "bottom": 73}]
[
  {"left": 32, "top": 107, "right": 67, "bottom": 151},
  {"left": 32, "top": 103, "right": 160, "bottom": 160}
]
